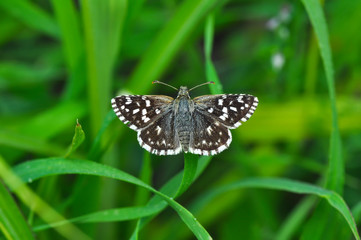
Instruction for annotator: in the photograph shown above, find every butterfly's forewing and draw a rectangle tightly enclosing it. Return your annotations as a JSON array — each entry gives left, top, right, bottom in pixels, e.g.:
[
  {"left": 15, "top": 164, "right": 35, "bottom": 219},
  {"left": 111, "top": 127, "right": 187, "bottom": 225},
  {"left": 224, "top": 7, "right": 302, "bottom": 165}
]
[
  {"left": 193, "top": 94, "right": 259, "bottom": 129},
  {"left": 189, "top": 110, "right": 232, "bottom": 156},
  {"left": 111, "top": 95, "right": 173, "bottom": 130},
  {"left": 138, "top": 112, "right": 182, "bottom": 155}
]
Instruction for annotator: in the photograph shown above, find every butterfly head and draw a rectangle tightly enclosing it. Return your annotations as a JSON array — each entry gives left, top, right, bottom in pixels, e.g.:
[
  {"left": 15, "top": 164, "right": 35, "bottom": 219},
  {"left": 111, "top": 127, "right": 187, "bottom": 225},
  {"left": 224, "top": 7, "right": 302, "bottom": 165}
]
[{"left": 177, "top": 86, "right": 190, "bottom": 99}]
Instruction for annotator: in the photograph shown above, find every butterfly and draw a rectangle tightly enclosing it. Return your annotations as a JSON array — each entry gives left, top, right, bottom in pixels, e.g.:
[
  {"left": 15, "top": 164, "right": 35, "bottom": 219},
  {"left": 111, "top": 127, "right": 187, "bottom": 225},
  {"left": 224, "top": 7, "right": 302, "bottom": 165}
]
[{"left": 111, "top": 81, "right": 258, "bottom": 156}]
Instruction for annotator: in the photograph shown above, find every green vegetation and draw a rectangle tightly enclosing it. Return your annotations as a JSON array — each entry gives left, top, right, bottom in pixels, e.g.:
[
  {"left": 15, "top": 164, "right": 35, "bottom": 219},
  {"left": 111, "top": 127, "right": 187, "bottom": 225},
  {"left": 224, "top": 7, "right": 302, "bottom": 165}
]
[{"left": 0, "top": 0, "right": 360, "bottom": 239}]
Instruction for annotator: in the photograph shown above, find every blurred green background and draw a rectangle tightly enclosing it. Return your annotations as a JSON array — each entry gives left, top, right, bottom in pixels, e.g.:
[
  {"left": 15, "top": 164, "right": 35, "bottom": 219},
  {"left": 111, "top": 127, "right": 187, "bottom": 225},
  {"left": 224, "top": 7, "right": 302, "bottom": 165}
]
[{"left": 0, "top": 0, "right": 361, "bottom": 239}]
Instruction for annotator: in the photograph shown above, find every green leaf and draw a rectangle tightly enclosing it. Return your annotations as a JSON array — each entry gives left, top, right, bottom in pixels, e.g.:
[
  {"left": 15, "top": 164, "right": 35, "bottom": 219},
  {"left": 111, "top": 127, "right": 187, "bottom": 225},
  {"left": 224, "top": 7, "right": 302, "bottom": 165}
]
[
  {"left": 300, "top": 0, "right": 344, "bottom": 239},
  {"left": 50, "top": 0, "right": 83, "bottom": 71},
  {"left": 129, "top": 156, "right": 212, "bottom": 239},
  {"left": 134, "top": 152, "right": 152, "bottom": 206},
  {"left": 65, "top": 120, "right": 85, "bottom": 158},
  {"left": 0, "top": 0, "right": 59, "bottom": 37},
  {"left": 13, "top": 158, "right": 212, "bottom": 240},
  {"left": 301, "top": 0, "right": 343, "bottom": 194},
  {"left": 0, "top": 181, "right": 35, "bottom": 240},
  {"left": 0, "top": 155, "right": 91, "bottom": 240},
  {"left": 194, "top": 178, "right": 360, "bottom": 240},
  {"left": 204, "top": 14, "right": 223, "bottom": 95},
  {"left": 176, "top": 153, "right": 199, "bottom": 197},
  {"left": 80, "top": 0, "right": 127, "bottom": 135},
  {"left": 275, "top": 197, "right": 316, "bottom": 240}
]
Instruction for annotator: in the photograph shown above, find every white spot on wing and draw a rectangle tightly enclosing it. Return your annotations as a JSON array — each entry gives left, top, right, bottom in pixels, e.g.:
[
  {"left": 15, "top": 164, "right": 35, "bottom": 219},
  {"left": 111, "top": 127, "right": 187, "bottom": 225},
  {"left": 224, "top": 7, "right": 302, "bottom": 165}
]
[
  {"left": 145, "top": 100, "right": 151, "bottom": 107},
  {"left": 133, "top": 109, "right": 140, "bottom": 114},
  {"left": 156, "top": 126, "right": 162, "bottom": 135}
]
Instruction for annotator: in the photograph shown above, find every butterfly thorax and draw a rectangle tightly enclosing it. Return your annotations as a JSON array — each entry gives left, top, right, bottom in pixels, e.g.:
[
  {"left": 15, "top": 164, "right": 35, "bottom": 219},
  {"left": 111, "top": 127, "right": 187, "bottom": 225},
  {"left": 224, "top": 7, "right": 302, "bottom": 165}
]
[{"left": 174, "top": 86, "right": 194, "bottom": 152}]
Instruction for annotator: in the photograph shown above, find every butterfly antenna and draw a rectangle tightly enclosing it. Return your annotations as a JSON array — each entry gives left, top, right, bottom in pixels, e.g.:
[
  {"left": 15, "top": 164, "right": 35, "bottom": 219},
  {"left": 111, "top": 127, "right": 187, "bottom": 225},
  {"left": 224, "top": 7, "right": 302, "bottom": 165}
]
[
  {"left": 152, "top": 80, "right": 178, "bottom": 91},
  {"left": 188, "top": 81, "right": 215, "bottom": 92}
]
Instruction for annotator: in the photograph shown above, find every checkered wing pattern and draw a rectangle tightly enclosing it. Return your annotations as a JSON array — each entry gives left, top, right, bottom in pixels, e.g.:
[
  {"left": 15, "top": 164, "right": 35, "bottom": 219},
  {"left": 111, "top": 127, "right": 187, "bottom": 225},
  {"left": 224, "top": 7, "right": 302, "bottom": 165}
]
[
  {"left": 193, "top": 94, "right": 259, "bottom": 129},
  {"left": 189, "top": 110, "right": 232, "bottom": 155},
  {"left": 111, "top": 95, "right": 173, "bottom": 130},
  {"left": 137, "top": 112, "right": 182, "bottom": 155}
]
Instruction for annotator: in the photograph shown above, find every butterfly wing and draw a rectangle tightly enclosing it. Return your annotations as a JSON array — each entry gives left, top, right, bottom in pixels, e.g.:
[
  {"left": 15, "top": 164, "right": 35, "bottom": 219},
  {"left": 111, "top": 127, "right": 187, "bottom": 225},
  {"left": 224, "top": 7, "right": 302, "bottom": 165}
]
[
  {"left": 111, "top": 95, "right": 174, "bottom": 130},
  {"left": 193, "top": 94, "right": 259, "bottom": 129},
  {"left": 138, "top": 111, "right": 182, "bottom": 155},
  {"left": 189, "top": 110, "right": 232, "bottom": 155}
]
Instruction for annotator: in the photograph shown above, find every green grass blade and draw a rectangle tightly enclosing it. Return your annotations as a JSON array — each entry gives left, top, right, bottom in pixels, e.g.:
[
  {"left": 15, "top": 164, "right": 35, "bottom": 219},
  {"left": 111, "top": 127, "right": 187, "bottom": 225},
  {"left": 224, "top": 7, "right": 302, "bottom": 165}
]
[
  {"left": 87, "top": 111, "right": 118, "bottom": 160},
  {"left": 50, "top": 0, "right": 83, "bottom": 71},
  {"left": 204, "top": 14, "right": 223, "bottom": 94},
  {"left": 194, "top": 178, "right": 360, "bottom": 240},
  {"left": 175, "top": 153, "right": 199, "bottom": 197},
  {"left": 300, "top": 1, "right": 344, "bottom": 239},
  {"left": 276, "top": 197, "right": 316, "bottom": 240},
  {"left": 129, "top": 156, "right": 212, "bottom": 239},
  {"left": 353, "top": 201, "right": 361, "bottom": 224},
  {"left": 80, "top": 0, "right": 127, "bottom": 135},
  {"left": 0, "top": 155, "right": 91, "bottom": 240},
  {"left": 0, "top": 181, "right": 34, "bottom": 240},
  {"left": 126, "top": 0, "right": 225, "bottom": 94},
  {"left": 301, "top": 0, "right": 343, "bottom": 194},
  {"left": 134, "top": 152, "right": 152, "bottom": 206},
  {"left": 64, "top": 120, "right": 85, "bottom": 158},
  {"left": 13, "top": 158, "right": 212, "bottom": 239},
  {"left": 0, "top": 0, "right": 59, "bottom": 37},
  {"left": 33, "top": 203, "right": 165, "bottom": 231}
]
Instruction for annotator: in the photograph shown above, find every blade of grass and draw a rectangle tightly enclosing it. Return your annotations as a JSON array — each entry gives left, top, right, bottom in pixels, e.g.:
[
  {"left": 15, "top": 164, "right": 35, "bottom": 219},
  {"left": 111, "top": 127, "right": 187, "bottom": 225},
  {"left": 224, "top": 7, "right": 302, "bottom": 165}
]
[
  {"left": 204, "top": 14, "right": 223, "bottom": 94},
  {"left": 192, "top": 178, "right": 360, "bottom": 240},
  {"left": 87, "top": 110, "right": 118, "bottom": 160},
  {"left": 301, "top": 0, "right": 343, "bottom": 194},
  {"left": 129, "top": 155, "right": 212, "bottom": 239},
  {"left": 13, "top": 158, "right": 212, "bottom": 240},
  {"left": 0, "top": 0, "right": 59, "bottom": 37},
  {"left": 126, "top": 0, "right": 226, "bottom": 94},
  {"left": 300, "top": 1, "right": 344, "bottom": 239},
  {"left": 50, "top": 0, "right": 83, "bottom": 71},
  {"left": 175, "top": 153, "right": 199, "bottom": 197},
  {"left": 80, "top": 0, "right": 127, "bottom": 135},
  {"left": 32, "top": 203, "right": 165, "bottom": 231},
  {"left": 275, "top": 196, "right": 316, "bottom": 240},
  {"left": 134, "top": 152, "right": 152, "bottom": 205},
  {"left": 0, "top": 155, "right": 91, "bottom": 240},
  {"left": 0, "top": 181, "right": 34, "bottom": 240},
  {"left": 64, "top": 120, "right": 85, "bottom": 158},
  {"left": 50, "top": 0, "right": 86, "bottom": 101}
]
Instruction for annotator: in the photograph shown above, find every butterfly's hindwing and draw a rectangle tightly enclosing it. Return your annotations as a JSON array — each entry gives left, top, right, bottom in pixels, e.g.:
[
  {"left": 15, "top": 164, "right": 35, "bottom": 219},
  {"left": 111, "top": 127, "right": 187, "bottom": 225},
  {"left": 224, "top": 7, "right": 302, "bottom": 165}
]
[
  {"left": 194, "top": 94, "right": 259, "bottom": 129},
  {"left": 111, "top": 95, "right": 173, "bottom": 130},
  {"left": 189, "top": 110, "right": 232, "bottom": 155},
  {"left": 138, "top": 112, "right": 182, "bottom": 155}
]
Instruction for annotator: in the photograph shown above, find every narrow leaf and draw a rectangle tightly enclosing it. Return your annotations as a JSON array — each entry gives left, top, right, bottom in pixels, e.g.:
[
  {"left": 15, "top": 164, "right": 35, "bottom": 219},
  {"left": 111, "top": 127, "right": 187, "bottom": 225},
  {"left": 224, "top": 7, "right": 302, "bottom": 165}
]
[
  {"left": 65, "top": 120, "right": 85, "bottom": 158},
  {"left": 0, "top": 181, "right": 34, "bottom": 240}
]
